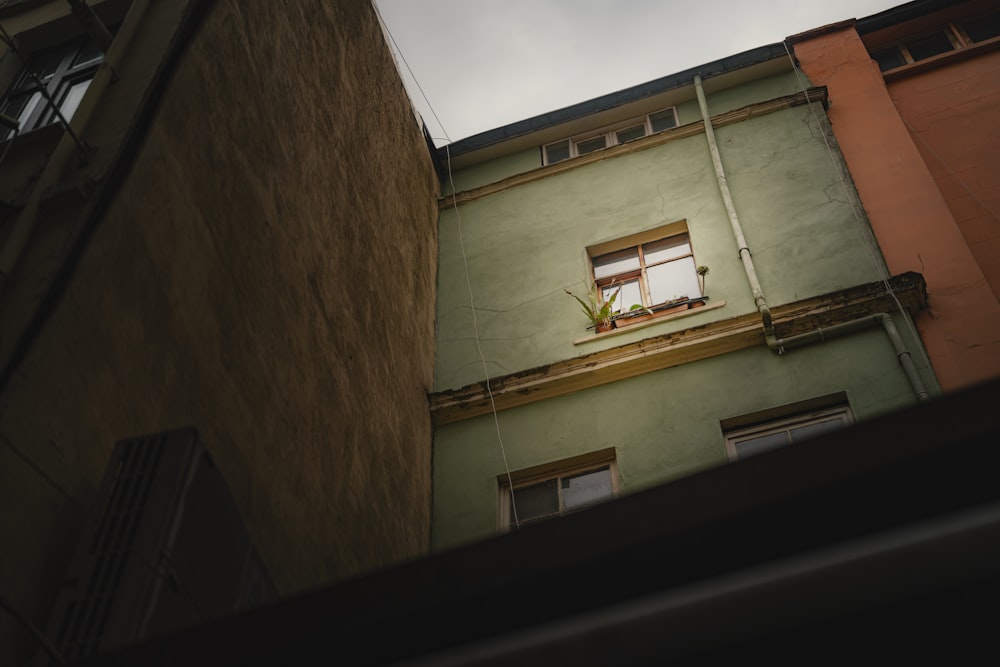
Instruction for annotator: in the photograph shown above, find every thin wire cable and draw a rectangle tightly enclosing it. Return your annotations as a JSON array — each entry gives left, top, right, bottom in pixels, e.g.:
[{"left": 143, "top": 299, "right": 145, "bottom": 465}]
[
  {"left": 782, "top": 41, "right": 933, "bottom": 378},
  {"left": 371, "top": 1, "right": 519, "bottom": 526},
  {"left": 445, "top": 145, "right": 520, "bottom": 528},
  {"left": 371, "top": 0, "right": 450, "bottom": 145}
]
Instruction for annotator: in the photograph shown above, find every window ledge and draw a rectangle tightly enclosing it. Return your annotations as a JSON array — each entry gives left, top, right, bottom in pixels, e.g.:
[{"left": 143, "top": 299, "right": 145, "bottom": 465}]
[{"left": 573, "top": 299, "right": 726, "bottom": 345}]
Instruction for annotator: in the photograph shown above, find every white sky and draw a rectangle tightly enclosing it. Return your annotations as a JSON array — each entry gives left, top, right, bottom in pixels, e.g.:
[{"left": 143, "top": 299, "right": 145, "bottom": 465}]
[{"left": 374, "top": 0, "right": 905, "bottom": 146}]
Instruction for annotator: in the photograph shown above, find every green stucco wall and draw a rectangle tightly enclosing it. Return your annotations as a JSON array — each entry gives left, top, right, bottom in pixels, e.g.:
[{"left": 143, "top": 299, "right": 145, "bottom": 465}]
[
  {"left": 436, "top": 102, "right": 886, "bottom": 391},
  {"left": 432, "top": 323, "right": 926, "bottom": 550}
]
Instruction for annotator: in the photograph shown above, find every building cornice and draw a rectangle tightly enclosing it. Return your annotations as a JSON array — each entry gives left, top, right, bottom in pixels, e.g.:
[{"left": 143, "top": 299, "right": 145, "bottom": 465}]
[
  {"left": 438, "top": 87, "right": 828, "bottom": 211},
  {"left": 430, "top": 272, "right": 927, "bottom": 425}
]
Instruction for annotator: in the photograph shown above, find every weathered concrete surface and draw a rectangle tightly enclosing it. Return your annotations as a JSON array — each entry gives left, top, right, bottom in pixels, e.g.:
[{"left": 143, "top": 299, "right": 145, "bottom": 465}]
[
  {"left": 0, "top": 1, "right": 438, "bottom": 662},
  {"left": 792, "top": 26, "right": 1000, "bottom": 392}
]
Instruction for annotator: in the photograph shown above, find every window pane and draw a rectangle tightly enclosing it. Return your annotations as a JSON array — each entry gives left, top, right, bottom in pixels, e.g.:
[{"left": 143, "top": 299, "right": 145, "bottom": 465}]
[
  {"left": 649, "top": 109, "right": 677, "bottom": 132},
  {"left": 512, "top": 480, "right": 559, "bottom": 522},
  {"left": 616, "top": 125, "right": 645, "bottom": 144},
  {"left": 734, "top": 432, "right": 789, "bottom": 458},
  {"left": 561, "top": 467, "right": 613, "bottom": 511},
  {"left": 545, "top": 140, "right": 570, "bottom": 164},
  {"left": 575, "top": 135, "right": 607, "bottom": 155},
  {"left": 593, "top": 248, "right": 640, "bottom": 279},
  {"left": 789, "top": 417, "right": 847, "bottom": 443},
  {"left": 603, "top": 279, "right": 641, "bottom": 314},
  {"left": 57, "top": 78, "right": 93, "bottom": 122},
  {"left": 643, "top": 235, "right": 691, "bottom": 264},
  {"left": 906, "top": 32, "right": 954, "bottom": 60},
  {"left": 963, "top": 13, "right": 1000, "bottom": 42},
  {"left": 871, "top": 47, "right": 906, "bottom": 71},
  {"left": 647, "top": 256, "right": 701, "bottom": 304}
]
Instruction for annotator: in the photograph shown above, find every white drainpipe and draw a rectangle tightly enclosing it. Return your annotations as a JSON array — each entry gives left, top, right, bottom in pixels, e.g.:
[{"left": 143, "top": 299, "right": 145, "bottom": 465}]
[{"left": 692, "top": 75, "right": 930, "bottom": 402}]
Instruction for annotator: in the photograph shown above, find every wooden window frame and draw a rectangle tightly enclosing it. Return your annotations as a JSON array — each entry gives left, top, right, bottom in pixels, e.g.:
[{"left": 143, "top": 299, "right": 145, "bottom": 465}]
[
  {"left": 723, "top": 400, "right": 854, "bottom": 462},
  {"left": 497, "top": 448, "right": 619, "bottom": 530},
  {"left": 868, "top": 16, "right": 1000, "bottom": 73},
  {"left": 585, "top": 220, "right": 705, "bottom": 328},
  {"left": 542, "top": 106, "right": 678, "bottom": 165}
]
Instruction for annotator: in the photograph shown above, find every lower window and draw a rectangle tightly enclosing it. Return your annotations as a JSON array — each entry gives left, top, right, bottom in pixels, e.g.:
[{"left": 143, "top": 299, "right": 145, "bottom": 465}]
[
  {"left": 723, "top": 400, "right": 853, "bottom": 461},
  {"left": 498, "top": 448, "right": 619, "bottom": 529}
]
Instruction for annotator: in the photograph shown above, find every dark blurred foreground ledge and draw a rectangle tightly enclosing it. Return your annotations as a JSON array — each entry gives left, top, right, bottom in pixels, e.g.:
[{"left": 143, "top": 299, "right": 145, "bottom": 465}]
[{"left": 85, "top": 376, "right": 1000, "bottom": 666}]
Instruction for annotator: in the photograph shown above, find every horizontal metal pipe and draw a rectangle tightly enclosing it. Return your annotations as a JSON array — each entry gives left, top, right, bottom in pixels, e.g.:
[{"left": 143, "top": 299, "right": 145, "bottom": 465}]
[{"left": 776, "top": 313, "right": 930, "bottom": 402}]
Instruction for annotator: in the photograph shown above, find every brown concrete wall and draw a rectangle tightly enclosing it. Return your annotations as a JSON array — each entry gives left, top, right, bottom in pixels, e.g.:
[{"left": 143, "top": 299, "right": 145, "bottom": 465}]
[
  {"left": 0, "top": 0, "right": 439, "bottom": 662},
  {"left": 886, "top": 49, "right": 1000, "bottom": 301},
  {"left": 792, "top": 28, "right": 1000, "bottom": 392}
]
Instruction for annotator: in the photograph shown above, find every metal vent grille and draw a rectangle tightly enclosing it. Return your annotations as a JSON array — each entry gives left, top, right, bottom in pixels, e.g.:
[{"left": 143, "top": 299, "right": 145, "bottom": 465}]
[
  {"left": 54, "top": 434, "right": 166, "bottom": 662},
  {"left": 35, "top": 428, "right": 275, "bottom": 666}
]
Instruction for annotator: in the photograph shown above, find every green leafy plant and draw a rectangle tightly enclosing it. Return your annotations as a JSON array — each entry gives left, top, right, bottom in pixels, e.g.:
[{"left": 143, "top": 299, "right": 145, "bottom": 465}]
[
  {"left": 696, "top": 265, "right": 710, "bottom": 295},
  {"left": 565, "top": 281, "right": 622, "bottom": 330}
]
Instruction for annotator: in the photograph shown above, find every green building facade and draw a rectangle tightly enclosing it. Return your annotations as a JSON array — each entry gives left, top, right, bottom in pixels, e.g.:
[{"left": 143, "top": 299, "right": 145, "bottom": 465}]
[{"left": 431, "top": 47, "right": 937, "bottom": 550}]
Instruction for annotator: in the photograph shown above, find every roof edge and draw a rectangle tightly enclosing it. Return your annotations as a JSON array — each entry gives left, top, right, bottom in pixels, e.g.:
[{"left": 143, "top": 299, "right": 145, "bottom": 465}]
[{"left": 438, "top": 41, "right": 788, "bottom": 161}]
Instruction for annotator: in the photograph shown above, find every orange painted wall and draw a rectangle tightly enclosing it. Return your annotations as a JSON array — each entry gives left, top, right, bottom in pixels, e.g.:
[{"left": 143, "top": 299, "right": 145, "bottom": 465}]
[
  {"left": 792, "top": 27, "right": 1000, "bottom": 392},
  {"left": 886, "top": 49, "right": 1000, "bottom": 301}
]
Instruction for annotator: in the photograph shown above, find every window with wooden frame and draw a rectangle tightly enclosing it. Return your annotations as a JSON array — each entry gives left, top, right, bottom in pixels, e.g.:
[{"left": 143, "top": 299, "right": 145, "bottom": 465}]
[
  {"left": 498, "top": 448, "right": 619, "bottom": 530},
  {"left": 869, "top": 13, "right": 1000, "bottom": 72},
  {"left": 542, "top": 107, "right": 678, "bottom": 165},
  {"left": 722, "top": 397, "right": 854, "bottom": 462},
  {"left": 588, "top": 220, "right": 704, "bottom": 325},
  {"left": 1, "top": 34, "right": 104, "bottom": 140}
]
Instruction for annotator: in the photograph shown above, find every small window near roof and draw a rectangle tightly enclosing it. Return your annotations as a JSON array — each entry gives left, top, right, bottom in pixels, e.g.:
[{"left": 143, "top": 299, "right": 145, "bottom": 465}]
[
  {"left": 616, "top": 124, "right": 646, "bottom": 144},
  {"left": 544, "top": 139, "right": 571, "bottom": 164},
  {"left": 905, "top": 32, "right": 955, "bottom": 60},
  {"left": 541, "top": 106, "right": 677, "bottom": 165},
  {"left": 871, "top": 47, "right": 907, "bottom": 72},
  {"left": 648, "top": 108, "right": 678, "bottom": 132},
  {"left": 576, "top": 135, "right": 607, "bottom": 156},
  {"left": 962, "top": 12, "right": 1000, "bottom": 43}
]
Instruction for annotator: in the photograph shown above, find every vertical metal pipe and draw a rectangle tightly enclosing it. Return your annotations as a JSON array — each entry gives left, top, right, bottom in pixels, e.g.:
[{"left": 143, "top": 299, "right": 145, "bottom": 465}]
[{"left": 693, "top": 75, "right": 777, "bottom": 348}]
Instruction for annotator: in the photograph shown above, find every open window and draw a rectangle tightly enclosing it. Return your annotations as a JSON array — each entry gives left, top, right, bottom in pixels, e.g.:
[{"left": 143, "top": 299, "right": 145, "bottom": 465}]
[{"left": 586, "top": 220, "right": 706, "bottom": 328}]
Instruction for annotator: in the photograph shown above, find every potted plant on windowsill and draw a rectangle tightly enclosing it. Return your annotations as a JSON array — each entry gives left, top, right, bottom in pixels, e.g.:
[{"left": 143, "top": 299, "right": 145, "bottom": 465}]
[
  {"left": 615, "top": 304, "right": 655, "bottom": 326},
  {"left": 565, "top": 282, "right": 622, "bottom": 333},
  {"left": 697, "top": 265, "right": 710, "bottom": 296}
]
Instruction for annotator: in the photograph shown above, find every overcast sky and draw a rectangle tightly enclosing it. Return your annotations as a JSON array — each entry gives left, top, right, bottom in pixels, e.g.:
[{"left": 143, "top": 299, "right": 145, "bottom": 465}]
[{"left": 373, "top": 0, "right": 905, "bottom": 146}]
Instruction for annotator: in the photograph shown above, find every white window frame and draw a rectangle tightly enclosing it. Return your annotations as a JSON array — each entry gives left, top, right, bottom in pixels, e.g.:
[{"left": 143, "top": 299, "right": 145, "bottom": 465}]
[
  {"left": 542, "top": 106, "right": 678, "bottom": 165},
  {"left": 497, "top": 448, "right": 619, "bottom": 530},
  {"left": 724, "top": 404, "right": 854, "bottom": 462}
]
